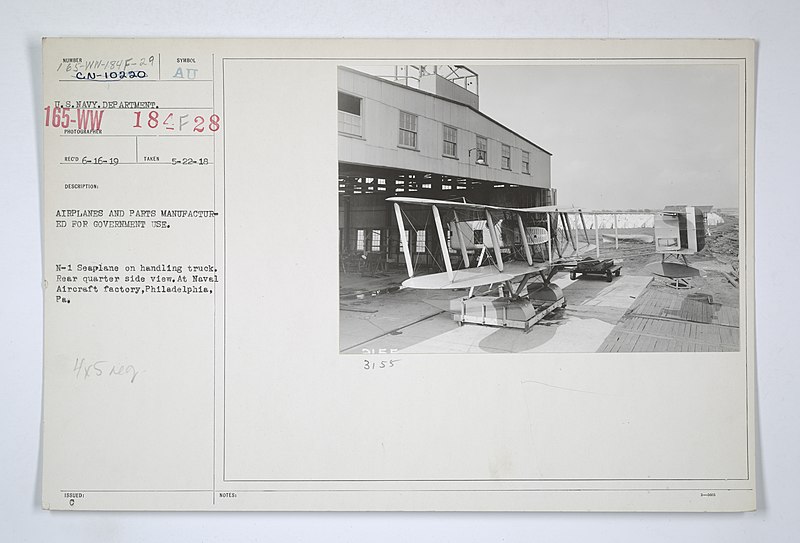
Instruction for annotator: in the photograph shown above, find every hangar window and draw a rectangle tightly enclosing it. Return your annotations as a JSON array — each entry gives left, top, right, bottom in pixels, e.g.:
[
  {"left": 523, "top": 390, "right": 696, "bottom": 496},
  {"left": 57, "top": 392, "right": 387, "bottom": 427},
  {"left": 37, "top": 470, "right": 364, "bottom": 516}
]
[
  {"left": 338, "top": 92, "right": 362, "bottom": 137},
  {"left": 475, "top": 135, "right": 488, "bottom": 164},
  {"left": 415, "top": 230, "right": 426, "bottom": 253},
  {"left": 356, "top": 229, "right": 366, "bottom": 252},
  {"left": 501, "top": 144, "right": 511, "bottom": 170},
  {"left": 371, "top": 230, "right": 382, "bottom": 252},
  {"left": 443, "top": 125, "right": 457, "bottom": 158},
  {"left": 522, "top": 151, "right": 530, "bottom": 174},
  {"left": 399, "top": 111, "right": 418, "bottom": 149}
]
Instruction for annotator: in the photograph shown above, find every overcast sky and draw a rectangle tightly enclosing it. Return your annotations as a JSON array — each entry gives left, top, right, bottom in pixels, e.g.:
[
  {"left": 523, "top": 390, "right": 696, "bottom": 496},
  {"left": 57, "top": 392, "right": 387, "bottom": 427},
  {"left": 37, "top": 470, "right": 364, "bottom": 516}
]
[{"left": 475, "top": 63, "right": 741, "bottom": 210}]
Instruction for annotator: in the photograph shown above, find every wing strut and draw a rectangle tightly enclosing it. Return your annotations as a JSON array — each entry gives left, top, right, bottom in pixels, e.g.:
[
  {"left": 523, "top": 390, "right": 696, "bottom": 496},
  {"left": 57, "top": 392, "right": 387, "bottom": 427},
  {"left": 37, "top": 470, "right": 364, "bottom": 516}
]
[
  {"left": 560, "top": 213, "right": 576, "bottom": 252},
  {"left": 579, "top": 211, "right": 590, "bottom": 245},
  {"left": 573, "top": 213, "right": 580, "bottom": 253},
  {"left": 432, "top": 205, "right": 454, "bottom": 282},
  {"left": 513, "top": 273, "right": 533, "bottom": 297},
  {"left": 484, "top": 209, "right": 504, "bottom": 272},
  {"left": 594, "top": 214, "right": 601, "bottom": 259},
  {"left": 558, "top": 213, "right": 567, "bottom": 252},
  {"left": 393, "top": 203, "right": 414, "bottom": 278},
  {"left": 468, "top": 246, "right": 488, "bottom": 298},
  {"left": 516, "top": 213, "right": 533, "bottom": 265},
  {"left": 452, "top": 209, "right": 470, "bottom": 268}
]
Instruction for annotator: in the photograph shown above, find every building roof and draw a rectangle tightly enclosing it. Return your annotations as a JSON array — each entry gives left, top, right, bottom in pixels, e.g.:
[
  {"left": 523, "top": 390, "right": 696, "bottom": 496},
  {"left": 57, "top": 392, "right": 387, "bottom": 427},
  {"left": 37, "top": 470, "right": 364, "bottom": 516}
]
[{"left": 339, "top": 66, "right": 552, "bottom": 156}]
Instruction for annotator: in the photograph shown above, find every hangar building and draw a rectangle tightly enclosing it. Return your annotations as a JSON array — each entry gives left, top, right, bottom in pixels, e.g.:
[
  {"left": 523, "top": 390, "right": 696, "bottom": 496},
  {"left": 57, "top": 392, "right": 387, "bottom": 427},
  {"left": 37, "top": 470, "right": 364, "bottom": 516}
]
[{"left": 338, "top": 65, "right": 555, "bottom": 272}]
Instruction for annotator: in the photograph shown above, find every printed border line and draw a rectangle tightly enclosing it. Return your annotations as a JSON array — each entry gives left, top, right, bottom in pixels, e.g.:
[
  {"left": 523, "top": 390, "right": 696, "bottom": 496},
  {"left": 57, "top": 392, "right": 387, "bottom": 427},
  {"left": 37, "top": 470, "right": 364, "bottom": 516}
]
[
  {"left": 219, "top": 53, "right": 752, "bottom": 487},
  {"left": 61, "top": 487, "right": 754, "bottom": 494},
  {"left": 212, "top": 51, "right": 217, "bottom": 506}
]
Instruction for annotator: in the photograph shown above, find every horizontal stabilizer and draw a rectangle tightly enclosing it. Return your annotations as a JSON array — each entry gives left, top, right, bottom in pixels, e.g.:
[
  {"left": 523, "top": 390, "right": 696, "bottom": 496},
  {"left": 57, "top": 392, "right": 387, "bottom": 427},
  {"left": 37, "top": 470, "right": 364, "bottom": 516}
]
[{"left": 646, "top": 261, "right": 701, "bottom": 279}]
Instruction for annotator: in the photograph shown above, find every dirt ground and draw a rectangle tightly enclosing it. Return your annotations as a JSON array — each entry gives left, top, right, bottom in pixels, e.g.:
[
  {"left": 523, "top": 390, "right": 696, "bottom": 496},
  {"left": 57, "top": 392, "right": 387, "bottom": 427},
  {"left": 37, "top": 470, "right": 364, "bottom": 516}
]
[
  {"left": 702, "top": 211, "right": 741, "bottom": 281},
  {"left": 592, "top": 212, "right": 739, "bottom": 272},
  {"left": 590, "top": 211, "right": 740, "bottom": 308}
]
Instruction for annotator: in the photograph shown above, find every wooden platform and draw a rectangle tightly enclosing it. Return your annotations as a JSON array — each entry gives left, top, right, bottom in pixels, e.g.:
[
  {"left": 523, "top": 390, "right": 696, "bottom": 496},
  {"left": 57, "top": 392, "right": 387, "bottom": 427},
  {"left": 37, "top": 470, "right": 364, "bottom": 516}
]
[{"left": 598, "top": 283, "right": 740, "bottom": 352}]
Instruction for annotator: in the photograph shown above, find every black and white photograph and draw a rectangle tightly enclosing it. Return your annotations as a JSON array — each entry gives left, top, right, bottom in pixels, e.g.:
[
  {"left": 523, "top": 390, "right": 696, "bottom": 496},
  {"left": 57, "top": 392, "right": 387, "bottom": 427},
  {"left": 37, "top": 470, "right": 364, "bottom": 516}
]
[{"left": 338, "top": 61, "right": 743, "bottom": 354}]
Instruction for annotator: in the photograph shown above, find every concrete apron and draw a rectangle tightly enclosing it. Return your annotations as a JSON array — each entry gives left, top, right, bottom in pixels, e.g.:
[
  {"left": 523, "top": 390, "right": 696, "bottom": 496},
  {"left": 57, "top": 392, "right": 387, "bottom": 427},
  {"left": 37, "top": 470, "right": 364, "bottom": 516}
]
[{"left": 396, "top": 275, "right": 652, "bottom": 354}]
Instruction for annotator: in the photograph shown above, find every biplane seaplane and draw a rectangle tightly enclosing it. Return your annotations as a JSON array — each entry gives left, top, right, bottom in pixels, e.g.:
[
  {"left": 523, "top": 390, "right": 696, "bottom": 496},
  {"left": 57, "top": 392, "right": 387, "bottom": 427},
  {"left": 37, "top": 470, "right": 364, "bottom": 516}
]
[
  {"left": 388, "top": 196, "right": 596, "bottom": 331},
  {"left": 388, "top": 196, "right": 712, "bottom": 331}
]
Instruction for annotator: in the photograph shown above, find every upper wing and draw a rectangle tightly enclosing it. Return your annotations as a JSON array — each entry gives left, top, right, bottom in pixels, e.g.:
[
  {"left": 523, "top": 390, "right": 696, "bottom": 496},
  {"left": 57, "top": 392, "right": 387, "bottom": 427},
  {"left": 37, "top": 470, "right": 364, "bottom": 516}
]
[
  {"left": 386, "top": 196, "right": 582, "bottom": 214},
  {"left": 388, "top": 197, "right": 712, "bottom": 218},
  {"left": 386, "top": 196, "right": 504, "bottom": 212}
]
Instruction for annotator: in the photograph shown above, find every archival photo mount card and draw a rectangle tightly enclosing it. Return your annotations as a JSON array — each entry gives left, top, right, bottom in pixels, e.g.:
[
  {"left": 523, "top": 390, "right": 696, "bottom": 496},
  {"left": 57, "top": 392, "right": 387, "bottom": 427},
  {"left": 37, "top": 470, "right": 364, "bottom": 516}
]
[{"left": 41, "top": 38, "right": 756, "bottom": 511}]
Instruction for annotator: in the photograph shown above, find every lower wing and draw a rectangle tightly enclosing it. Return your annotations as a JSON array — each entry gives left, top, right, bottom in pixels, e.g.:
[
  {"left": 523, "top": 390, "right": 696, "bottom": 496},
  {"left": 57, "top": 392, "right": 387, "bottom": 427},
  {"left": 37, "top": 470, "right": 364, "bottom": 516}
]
[{"left": 402, "top": 261, "right": 552, "bottom": 290}]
